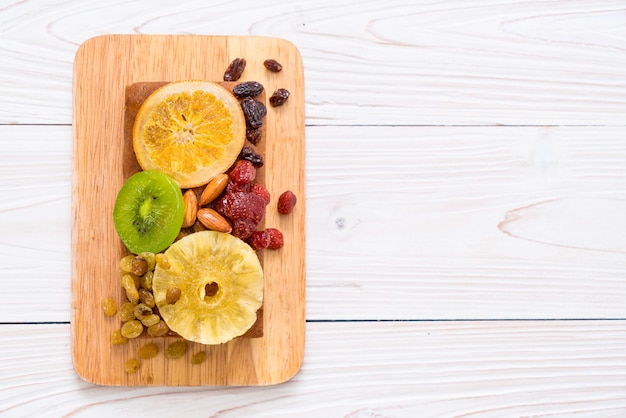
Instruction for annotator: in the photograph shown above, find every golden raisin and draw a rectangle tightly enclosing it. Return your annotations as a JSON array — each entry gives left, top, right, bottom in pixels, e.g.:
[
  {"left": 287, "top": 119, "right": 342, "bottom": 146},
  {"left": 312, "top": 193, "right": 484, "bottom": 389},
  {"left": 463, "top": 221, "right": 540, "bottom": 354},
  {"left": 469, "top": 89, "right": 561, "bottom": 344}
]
[
  {"left": 133, "top": 303, "right": 153, "bottom": 320},
  {"left": 139, "top": 252, "right": 156, "bottom": 271},
  {"left": 191, "top": 351, "right": 207, "bottom": 365},
  {"left": 124, "top": 358, "right": 140, "bottom": 373},
  {"left": 165, "top": 340, "right": 187, "bottom": 359},
  {"left": 119, "top": 301, "right": 137, "bottom": 322},
  {"left": 121, "top": 274, "right": 139, "bottom": 304},
  {"left": 140, "top": 271, "right": 154, "bottom": 290},
  {"left": 111, "top": 329, "right": 128, "bottom": 345},
  {"left": 119, "top": 254, "right": 135, "bottom": 273},
  {"left": 147, "top": 321, "right": 169, "bottom": 337},
  {"left": 137, "top": 343, "right": 159, "bottom": 360},
  {"left": 121, "top": 320, "right": 143, "bottom": 339},
  {"left": 141, "top": 314, "right": 160, "bottom": 327},
  {"left": 102, "top": 297, "right": 117, "bottom": 317},
  {"left": 138, "top": 288, "right": 155, "bottom": 308},
  {"left": 155, "top": 253, "right": 170, "bottom": 269}
]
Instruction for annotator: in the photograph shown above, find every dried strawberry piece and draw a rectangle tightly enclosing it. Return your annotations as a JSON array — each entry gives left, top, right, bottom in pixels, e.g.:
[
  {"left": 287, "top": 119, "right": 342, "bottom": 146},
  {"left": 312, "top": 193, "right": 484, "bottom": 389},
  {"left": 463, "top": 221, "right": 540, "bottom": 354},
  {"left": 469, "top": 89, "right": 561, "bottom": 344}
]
[
  {"left": 215, "top": 191, "right": 266, "bottom": 240},
  {"left": 277, "top": 190, "right": 297, "bottom": 214},
  {"left": 229, "top": 160, "right": 256, "bottom": 186},
  {"left": 247, "top": 230, "right": 270, "bottom": 251},
  {"left": 250, "top": 183, "right": 271, "bottom": 205},
  {"left": 266, "top": 228, "right": 284, "bottom": 249},
  {"left": 231, "top": 219, "right": 257, "bottom": 239},
  {"left": 225, "top": 179, "right": 251, "bottom": 194}
]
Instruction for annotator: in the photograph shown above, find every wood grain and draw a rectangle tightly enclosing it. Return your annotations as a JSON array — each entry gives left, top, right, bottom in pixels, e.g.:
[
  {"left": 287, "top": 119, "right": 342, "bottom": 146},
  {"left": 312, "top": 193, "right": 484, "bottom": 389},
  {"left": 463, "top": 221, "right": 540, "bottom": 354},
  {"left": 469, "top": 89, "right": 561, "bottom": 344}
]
[
  {"left": 0, "top": 0, "right": 625, "bottom": 125},
  {"left": 71, "top": 35, "right": 305, "bottom": 385},
  {"left": 1, "top": 322, "right": 625, "bottom": 416}
]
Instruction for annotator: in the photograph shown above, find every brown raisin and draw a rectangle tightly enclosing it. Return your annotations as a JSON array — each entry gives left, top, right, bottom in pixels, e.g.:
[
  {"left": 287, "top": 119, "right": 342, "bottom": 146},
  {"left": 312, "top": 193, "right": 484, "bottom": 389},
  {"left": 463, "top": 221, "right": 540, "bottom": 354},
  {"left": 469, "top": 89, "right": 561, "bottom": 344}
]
[
  {"left": 239, "top": 146, "right": 264, "bottom": 168},
  {"left": 246, "top": 128, "right": 262, "bottom": 145},
  {"left": 166, "top": 287, "right": 182, "bottom": 305},
  {"left": 269, "top": 88, "right": 290, "bottom": 107},
  {"left": 223, "top": 58, "right": 246, "bottom": 81},
  {"left": 233, "top": 81, "right": 264, "bottom": 98},
  {"left": 263, "top": 59, "right": 282, "bottom": 72},
  {"left": 131, "top": 256, "right": 148, "bottom": 276},
  {"left": 241, "top": 97, "right": 266, "bottom": 129}
]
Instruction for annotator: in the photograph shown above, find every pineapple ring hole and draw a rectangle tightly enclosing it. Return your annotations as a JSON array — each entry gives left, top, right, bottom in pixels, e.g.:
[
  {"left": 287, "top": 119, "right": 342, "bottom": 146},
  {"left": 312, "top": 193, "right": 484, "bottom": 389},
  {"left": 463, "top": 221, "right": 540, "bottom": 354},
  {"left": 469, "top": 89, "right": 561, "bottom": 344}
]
[{"left": 202, "top": 282, "right": 220, "bottom": 303}]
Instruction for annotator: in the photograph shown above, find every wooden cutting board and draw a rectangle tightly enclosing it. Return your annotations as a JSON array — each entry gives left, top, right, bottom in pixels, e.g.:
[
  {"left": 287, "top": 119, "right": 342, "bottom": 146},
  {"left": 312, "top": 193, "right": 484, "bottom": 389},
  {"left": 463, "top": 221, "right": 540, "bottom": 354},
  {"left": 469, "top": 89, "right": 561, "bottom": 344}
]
[{"left": 71, "top": 35, "right": 305, "bottom": 386}]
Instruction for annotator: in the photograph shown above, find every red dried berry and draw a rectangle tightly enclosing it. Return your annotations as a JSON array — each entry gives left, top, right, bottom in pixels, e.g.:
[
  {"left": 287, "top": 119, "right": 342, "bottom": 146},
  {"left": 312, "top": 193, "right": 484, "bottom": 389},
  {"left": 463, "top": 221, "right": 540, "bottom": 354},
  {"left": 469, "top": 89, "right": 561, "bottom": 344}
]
[
  {"left": 251, "top": 183, "right": 271, "bottom": 205},
  {"left": 266, "top": 228, "right": 284, "bottom": 249},
  {"left": 247, "top": 230, "right": 270, "bottom": 251},
  {"left": 230, "top": 160, "right": 256, "bottom": 185},
  {"left": 215, "top": 191, "right": 266, "bottom": 240},
  {"left": 225, "top": 179, "right": 251, "bottom": 194},
  {"left": 277, "top": 190, "right": 297, "bottom": 214}
]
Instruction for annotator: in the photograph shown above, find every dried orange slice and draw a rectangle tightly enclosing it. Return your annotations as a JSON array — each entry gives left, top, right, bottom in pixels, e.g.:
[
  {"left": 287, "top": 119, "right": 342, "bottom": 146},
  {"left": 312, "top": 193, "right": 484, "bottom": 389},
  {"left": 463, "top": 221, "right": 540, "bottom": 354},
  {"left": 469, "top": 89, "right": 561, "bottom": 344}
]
[{"left": 133, "top": 81, "right": 246, "bottom": 188}]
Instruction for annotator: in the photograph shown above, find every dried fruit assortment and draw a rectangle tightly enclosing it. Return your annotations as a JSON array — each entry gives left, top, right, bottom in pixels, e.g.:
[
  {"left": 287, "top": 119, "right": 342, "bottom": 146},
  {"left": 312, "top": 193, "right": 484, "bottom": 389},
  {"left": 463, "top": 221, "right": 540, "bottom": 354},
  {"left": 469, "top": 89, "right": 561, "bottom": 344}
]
[{"left": 105, "top": 56, "right": 298, "bottom": 373}]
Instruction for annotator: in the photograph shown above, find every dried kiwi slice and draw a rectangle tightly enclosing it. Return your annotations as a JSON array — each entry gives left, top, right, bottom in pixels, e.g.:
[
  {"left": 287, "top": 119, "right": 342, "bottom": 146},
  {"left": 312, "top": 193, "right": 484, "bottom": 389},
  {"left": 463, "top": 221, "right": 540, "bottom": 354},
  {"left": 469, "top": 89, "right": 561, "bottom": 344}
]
[{"left": 113, "top": 170, "right": 184, "bottom": 254}]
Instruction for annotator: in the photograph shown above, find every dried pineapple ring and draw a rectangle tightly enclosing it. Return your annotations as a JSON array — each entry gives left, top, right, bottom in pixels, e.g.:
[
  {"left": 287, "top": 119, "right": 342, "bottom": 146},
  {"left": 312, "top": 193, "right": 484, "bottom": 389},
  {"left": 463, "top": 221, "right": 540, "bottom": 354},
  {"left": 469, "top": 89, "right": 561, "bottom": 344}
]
[{"left": 152, "top": 231, "right": 263, "bottom": 345}]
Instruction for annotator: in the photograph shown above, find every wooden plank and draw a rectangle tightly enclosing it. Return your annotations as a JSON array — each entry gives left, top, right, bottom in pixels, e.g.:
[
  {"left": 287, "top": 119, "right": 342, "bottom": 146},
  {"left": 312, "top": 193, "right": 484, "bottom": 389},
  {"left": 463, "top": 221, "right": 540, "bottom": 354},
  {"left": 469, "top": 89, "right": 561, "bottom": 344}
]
[
  {"left": 71, "top": 35, "right": 305, "bottom": 385},
  {"left": 0, "top": 1, "right": 625, "bottom": 125},
  {"left": 1, "top": 125, "right": 625, "bottom": 322},
  {"left": 1, "top": 321, "right": 625, "bottom": 416},
  {"left": 305, "top": 125, "right": 626, "bottom": 320},
  {"left": 0, "top": 125, "right": 72, "bottom": 321}
]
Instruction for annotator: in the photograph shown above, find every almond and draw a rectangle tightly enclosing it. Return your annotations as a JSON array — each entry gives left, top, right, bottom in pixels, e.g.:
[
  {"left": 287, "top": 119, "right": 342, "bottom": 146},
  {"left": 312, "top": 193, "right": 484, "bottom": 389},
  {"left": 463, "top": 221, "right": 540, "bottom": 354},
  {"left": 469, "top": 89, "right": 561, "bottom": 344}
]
[
  {"left": 197, "top": 208, "right": 232, "bottom": 233},
  {"left": 199, "top": 173, "right": 229, "bottom": 206},
  {"left": 182, "top": 189, "right": 198, "bottom": 228}
]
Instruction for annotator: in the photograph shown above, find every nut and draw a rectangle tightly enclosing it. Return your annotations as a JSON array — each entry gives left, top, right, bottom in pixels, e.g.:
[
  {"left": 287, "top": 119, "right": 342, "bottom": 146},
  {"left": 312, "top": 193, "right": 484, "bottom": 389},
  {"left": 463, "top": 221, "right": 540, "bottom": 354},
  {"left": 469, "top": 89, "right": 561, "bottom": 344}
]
[
  {"left": 197, "top": 208, "right": 232, "bottom": 233},
  {"left": 182, "top": 189, "right": 198, "bottom": 228},
  {"left": 199, "top": 174, "right": 229, "bottom": 206}
]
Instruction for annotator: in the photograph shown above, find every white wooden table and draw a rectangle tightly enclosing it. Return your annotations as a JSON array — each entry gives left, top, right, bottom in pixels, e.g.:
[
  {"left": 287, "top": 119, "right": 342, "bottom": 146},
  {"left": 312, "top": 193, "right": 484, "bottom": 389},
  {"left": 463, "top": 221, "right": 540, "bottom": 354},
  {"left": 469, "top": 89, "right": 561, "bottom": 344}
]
[{"left": 1, "top": 0, "right": 625, "bottom": 416}]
